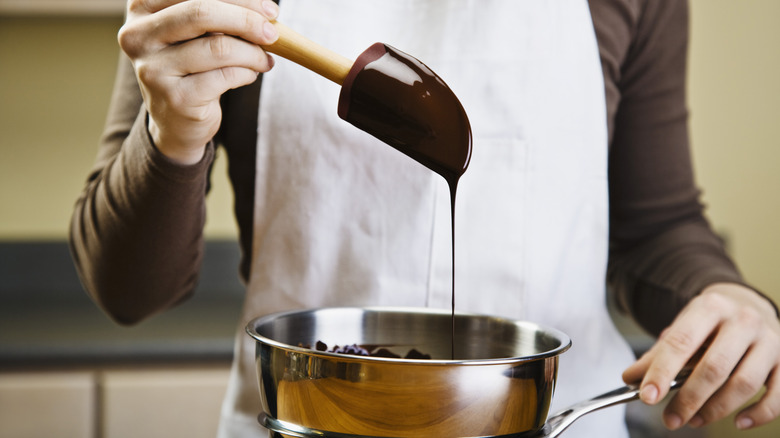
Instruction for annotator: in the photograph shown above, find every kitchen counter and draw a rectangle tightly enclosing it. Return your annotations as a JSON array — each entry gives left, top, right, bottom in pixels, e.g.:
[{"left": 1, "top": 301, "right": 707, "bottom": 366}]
[
  {"left": 0, "top": 240, "right": 245, "bottom": 369},
  {"left": 0, "top": 299, "right": 241, "bottom": 368}
]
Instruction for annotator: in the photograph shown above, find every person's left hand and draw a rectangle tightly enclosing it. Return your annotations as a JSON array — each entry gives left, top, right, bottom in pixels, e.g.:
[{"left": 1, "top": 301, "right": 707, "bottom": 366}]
[{"left": 622, "top": 282, "right": 780, "bottom": 430}]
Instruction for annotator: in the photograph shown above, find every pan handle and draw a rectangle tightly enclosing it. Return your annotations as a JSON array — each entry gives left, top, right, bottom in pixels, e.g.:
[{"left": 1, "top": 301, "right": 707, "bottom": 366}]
[{"left": 531, "top": 370, "right": 691, "bottom": 438}]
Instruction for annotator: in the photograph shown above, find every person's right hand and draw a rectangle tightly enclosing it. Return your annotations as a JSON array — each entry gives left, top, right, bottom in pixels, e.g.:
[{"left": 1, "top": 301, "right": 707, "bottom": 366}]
[{"left": 119, "top": 0, "right": 280, "bottom": 164}]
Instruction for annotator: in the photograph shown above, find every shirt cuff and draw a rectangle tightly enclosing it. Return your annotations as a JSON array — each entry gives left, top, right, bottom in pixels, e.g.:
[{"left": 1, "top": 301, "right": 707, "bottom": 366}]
[{"left": 136, "top": 108, "right": 216, "bottom": 183}]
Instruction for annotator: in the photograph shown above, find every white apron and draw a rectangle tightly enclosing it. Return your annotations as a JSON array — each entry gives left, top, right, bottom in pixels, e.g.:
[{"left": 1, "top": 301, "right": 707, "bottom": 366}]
[{"left": 219, "top": 1, "right": 636, "bottom": 437}]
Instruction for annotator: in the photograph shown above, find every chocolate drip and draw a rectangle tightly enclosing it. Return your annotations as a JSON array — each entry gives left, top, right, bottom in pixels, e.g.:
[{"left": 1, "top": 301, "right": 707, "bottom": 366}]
[{"left": 339, "top": 43, "right": 472, "bottom": 359}]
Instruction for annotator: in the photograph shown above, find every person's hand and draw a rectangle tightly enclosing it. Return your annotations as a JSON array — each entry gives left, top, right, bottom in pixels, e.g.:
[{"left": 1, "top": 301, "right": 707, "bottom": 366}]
[
  {"left": 623, "top": 282, "right": 780, "bottom": 430},
  {"left": 118, "top": 0, "right": 280, "bottom": 164}
]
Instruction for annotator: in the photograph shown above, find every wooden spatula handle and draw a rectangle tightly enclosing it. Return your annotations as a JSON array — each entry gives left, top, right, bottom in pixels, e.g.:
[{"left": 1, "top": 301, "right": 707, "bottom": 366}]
[{"left": 263, "top": 21, "right": 353, "bottom": 86}]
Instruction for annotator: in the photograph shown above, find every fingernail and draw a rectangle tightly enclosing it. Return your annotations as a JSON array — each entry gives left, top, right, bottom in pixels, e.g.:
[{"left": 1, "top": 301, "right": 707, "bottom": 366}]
[
  {"left": 665, "top": 413, "right": 683, "bottom": 430},
  {"left": 262, "top": 0, "right": 279, "bottom": 19},
  {"left": 736, "top": 417, "right": 754, "bottom": 430},
  {"left": 688, "top": 415, "right": 704, "bottom": 428},
  {"left": 263, "top": 21, "right": 278, "bottom": 41},
  {"left": 640, "top": 384, "right": 659, "bottom": 404}
]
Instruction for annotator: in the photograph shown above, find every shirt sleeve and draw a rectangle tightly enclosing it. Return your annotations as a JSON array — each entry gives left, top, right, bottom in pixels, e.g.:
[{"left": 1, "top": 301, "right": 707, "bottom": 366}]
[
  {"left": 599, "top": 0, "right": 776, "bottom": 336},
  {"left": 69, "top": 52, "right": 215, "bottom": 324}
]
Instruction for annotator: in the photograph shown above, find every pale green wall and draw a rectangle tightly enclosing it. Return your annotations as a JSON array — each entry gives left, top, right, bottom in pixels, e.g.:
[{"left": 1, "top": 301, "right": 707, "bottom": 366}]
[
  {"left": 0, "top": 16, "right": 123, "bottom": 239},
  {"left": 688, "top": 2, "right": 780, "bottom": 437},
  {"left": 0, "top": 15, "right": 238, "bottom": 241},
  {"left": 689, "top": 0, "right": 780, "bottom": 313}
]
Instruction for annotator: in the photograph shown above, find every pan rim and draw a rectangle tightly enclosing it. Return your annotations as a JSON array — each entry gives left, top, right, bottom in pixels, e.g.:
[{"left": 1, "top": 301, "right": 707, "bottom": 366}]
[{"left": 245, "top": 306, "right": 572, "bottom": 365}]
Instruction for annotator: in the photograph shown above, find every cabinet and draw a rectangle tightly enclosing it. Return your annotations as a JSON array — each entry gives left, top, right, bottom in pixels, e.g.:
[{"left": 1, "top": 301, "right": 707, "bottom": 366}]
[
  {"left": 0, "top": 372, "right": 95, "bottom": 438},
  {"left": 101, "top": 367, "right": 230, "bottom": 438},
  {"left": 0, "top": 367, "right": 231, "bottom": 438}
]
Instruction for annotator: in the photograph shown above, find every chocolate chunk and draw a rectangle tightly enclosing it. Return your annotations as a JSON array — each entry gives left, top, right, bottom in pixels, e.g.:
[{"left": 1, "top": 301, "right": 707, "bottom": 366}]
[
  {"left": 371, "top": 348, "right": 402, "bottom": 358},
  {"left": 302, "top": 341, "right": 432, "bottom": 359},
  {"left": 335, "top": 344, "right": 371, "bottom": 356},
  {"left": 404, "top": 348, "right": 432, "bottom": 360}
]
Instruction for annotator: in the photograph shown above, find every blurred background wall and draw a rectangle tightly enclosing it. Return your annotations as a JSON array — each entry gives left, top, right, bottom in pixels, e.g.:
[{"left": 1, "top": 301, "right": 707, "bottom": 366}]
[
  {"left": 687, "top": 2, "right": 780, "bottom": 436},
  {"left": 0, "top": 0, "right": 778, "bottom": 437},
  {"left": 688, "top": 0, "right": 780, "bottom": 309},
  {"left": 0, "top": 4, "right": 239, "bottom": 241}
]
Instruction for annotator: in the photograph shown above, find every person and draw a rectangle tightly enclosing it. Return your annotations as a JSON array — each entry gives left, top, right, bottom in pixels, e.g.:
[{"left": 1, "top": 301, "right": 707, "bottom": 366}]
[{"left": 70, "top": 0, "right": 780, "bottom": 436}]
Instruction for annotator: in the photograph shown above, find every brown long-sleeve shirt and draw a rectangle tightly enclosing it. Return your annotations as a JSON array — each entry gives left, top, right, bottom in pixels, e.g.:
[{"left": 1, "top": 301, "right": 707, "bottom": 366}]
[{"left": 70, "top": 0, "right": 761, "bottom": 336}]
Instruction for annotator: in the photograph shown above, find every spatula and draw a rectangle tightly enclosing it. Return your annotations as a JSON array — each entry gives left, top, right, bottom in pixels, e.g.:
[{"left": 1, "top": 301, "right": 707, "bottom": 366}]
[{"left": 263, "top": 21, "right": 472, "bottom": 185}]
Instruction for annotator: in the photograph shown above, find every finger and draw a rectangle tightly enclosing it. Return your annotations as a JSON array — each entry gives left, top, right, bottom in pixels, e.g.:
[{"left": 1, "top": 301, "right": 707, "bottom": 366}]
[
  {"left": 639, "top": 302, "right": 722, "bottom": 406},
  {"left": 121, "top": 0, "right": 278, "bottom": 57},
  {"left": 128, "top": 0, "right": 277, "bottom": 19},
  {"left": 132, "top": 34, "right": 271, "bottom": 130},
  {"left": 624, "top": 351, "right": 667, "bottom": 405},
  {"left": 736, "top": 367, "right": 780, "bottom": 429},
  {"left": 662, "top": 313, "right": 757, "bottom": 428},
  {"left": 691, "top": 342, "right": 776, "bottom": 427},
  {"left": 182, "top": 65, "right": 265, "bottom": 104},
  {"left": 161, "top": 33, "right": 274, "bottom": 77},
  {"left": 623, "top": 345, "right": 655, "bottom": 385},
  {"left": 159, "top": 0, "right": 279, "bottom": 44},
  {"left": 144, "top": 65, "right": 261, "bottom": 123},
  {"left": 683, "top": 307, "right": 773, "bottom": 427}
]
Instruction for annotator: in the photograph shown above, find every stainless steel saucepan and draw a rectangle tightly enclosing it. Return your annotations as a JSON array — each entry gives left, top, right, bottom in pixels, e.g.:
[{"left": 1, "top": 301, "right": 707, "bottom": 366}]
[{"left": 246, "top": 307, "right": 682, "bottom": 438}]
